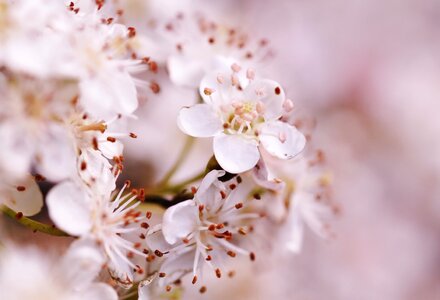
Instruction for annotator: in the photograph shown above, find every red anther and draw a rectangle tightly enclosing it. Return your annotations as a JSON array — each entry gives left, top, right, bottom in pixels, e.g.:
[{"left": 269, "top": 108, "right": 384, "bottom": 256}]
[
  {"left": 15, "top": 212, "right": 23, "bottom": 219},
  {"left": 154, "top": 250, "right": 164, "bottom": 257},
  {"left": 274, "top": 86, "right": 281, "bottom": 95},
  {"left": 127, "top": 27, "right": 136, "bottom": 38},
  {"left": 159, "top": 272, "right": 166, "bottom": 278},
  {"left": 107, "top": 136, "right": 116, "bottom": 143},
  {"left": 140, "top": 222, "right": 149, "bottom": 229},
  {"left": 215, "top": 268, "right": 221, "bottom": 278},
  {"left": 146, "top": 211, "right": 152, "bottom": 219},
  {"left": 124, "top": 180, "right": 131, "bottom": 188},
  {"left": 229, "top": 183, "right": 236, "bottom": 190},
  {"left": 148, "top": 61, "right": 158, "bottom": 73},
  {"left": 129, "top": 132, "right": 137, "bottom": 138},
  {"left": 16, "top": 186, "right": 26, "bottom": 192},
  {"left": 227, "top": 251, "right": 236, "bottom": 258},
  {"left": 150, "top": 82, "right": 160, "bottom": 94},
  {"left": 192, "top": 276, "right": 197, "bottom": 284},
  {"left": 80, "top": 161, "right": 87, "bottom": 171},
  {"left": 250, "top": 252, "right": 256, "bottom": 261},
  {"left": 199, "top": 286, "right": 207, "bottom": 294},
  {"left": 235, "top": 203, "right": 243, "bottom": 209}
]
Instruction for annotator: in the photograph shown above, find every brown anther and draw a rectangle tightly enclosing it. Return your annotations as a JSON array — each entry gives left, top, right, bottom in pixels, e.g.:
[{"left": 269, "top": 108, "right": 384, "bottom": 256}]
[
  {"left": 206, "top": 255, "right": 212, "bottom": 261},
  {"left": 146, "top": 211, "right": 152, "bottom": 219},
  {"left": 131, "top": 188, "right": 138, "bottom": 195},
  {"left": 215, "top": 268, "right": 222, "bottom": 278},
  {"left": 235, "top": 203, "right": 243, "bottom": 209},
  {"left": 129, "top": 132, "right": 137, "bottom": 138},
  {"left": 208, "top": 224, "right": 216, "bottom": 231},
  {"left": 16, "top": 186, "right": 26, "bottom": 192},
  {"left": 227, "top": 251, "right": 236, "bottom": 258},
  {"left": 203, "top": 87, "right": 214, "bottom": 96},
  {"left": 127, "top": 252, "right": 134, "bottom": 259},
  {"left": 73, "top": 8, "right": 79, "bottom": 13},
  {"left": 154, "top": 250, "right": 164, "bottom": 257},
  {"left": 274, "top": 86, "right": 281, "bottom": 95},
  {"left": 192, "top": 275, "right": 197, "bottom": 284},
  {"left": 253, "top": 193, "right": 261, "bottom": 200},
  {"left": 208, "top": 37, "right": 215, "bottom": 44},
  {"left": 146, "top": 255, "right": 155, "bottom": 262},
  {"left": 191, "top": 186, "right": 197, "bottom": 194},
  {"left": 182, "top": 238, "right": 190, "bottom": 244},
  {"left": 206, "top": 244, "right": 213, "bottom": 251},
  {"left": 198, "top": 204, "right": 204, "bottom": 212},
  {"left": 238, "top": 228, "right": 247, "bottom": 235},
  {"left": 80, "top": 161, "right": 87, "bottom": 171},
  {"left": 220, "top": 190, "right": 227, "bottom": 199},
  {"left": 95, "top": 0, "right": 104, "bottom": 10},
  {"left": 139, "top": 233, "right": 146, "bottom": 239},
  {"left": 228, "top": 271, "right": 236, "bottom": 278},
  {"left": 236, "top": 176, "right": 242, "bottom": 184},
  {"left": 15, "top": 212, "right": 23, "bottom": 219},
  {"left": 107, "top": 136, "right": 116, "bottom": 143},
  {"left": 34, "top": 174, "right": 46, "bottom": 181},
  {"left": 143, "top": 249, "right": 149, "bottom": 255},
  {"left": 166, "top": 285, "right": 172, "bottom": 292},
  {"left": 124, "top": 180, "right": 131, "bottom": 188},
  {"left": 141, "top": 57, "right": 150, "bottom": 63},
  {"left": 229, "top": 183, "right": 237, "bottom": 190},
  {"left": 150, "top": 82, "right": 160, "bottom": 94},
  {"left": 127, "top": 27, "right": 136, "bottom": 38},
  {"left": 223, "top": 123, "right": 229, "bottom": 129},
  {"left": 141, "top": 222, "right": 149, "bottom": 229},
  {"left": 215, "top": 223, "right": 224, "bottom": 230},
  {"left": 134, "top": 242, "right": 141, "bottom": 249},
  {"left": 250, "top": 252, "right": 256, "bottom": 261},
  {"left": 159, "top": 272, "right": 166, "bottom": 278},
  {"left": 92, "top": 137, "right": 99, "bottom": 150},
  {"left": 199, "top": 286, "right": 207, "bottom": 294},
  {"left": 148, "top": 61, "right": 158, "bottom": 73}
]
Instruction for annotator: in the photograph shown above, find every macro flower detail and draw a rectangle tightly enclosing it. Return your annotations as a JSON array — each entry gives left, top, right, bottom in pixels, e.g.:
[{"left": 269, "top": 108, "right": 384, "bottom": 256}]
[
  {"left": 47, "top": 179, "right": 149, "bottom": 288},
  {"left": 177, "top": 66, "right": 306, "bottom": 173},
  {"left": 146, "top": 170, "right": 259, "bottom": 289}
]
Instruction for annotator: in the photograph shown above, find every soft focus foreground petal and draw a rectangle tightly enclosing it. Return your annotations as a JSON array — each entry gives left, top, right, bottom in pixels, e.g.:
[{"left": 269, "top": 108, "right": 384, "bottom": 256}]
[
  {"left": 259, "top": 121, "right": 306, "bottom": 160},
  {"left": 3, "top": 176, "right": 43, "bottom": 216},
  {"left": 162, "top": 200, "right": 198, "bottom": 244},
  {"left": 195, "top": 169, "right": 225, "bottom": 209},
  {"left": 79, "top": 283, "right": 118, "bottom": 300},
  {"left": 245, "top": 79, "right": 285, "bottom": 120},
  {"left": 47, "top": 181, "right": 92, "bottom": 236},
  {"left": 168, "top": 55, "right": 206, "bottom": 87},
  {"left": 79, "top": 71, "right": 137, "bottom": 119},
  {"left": 213, "top": 134, "right": 260, "bottom": 173},
  {"left": 177, "top": 104, "right": 222, "bottom": 137},
  {"left": 60, "top": 239, "right": 105, "bottom": 289},
  {"left": 37, "top": 124, "right": 76, "bottom": 181}
]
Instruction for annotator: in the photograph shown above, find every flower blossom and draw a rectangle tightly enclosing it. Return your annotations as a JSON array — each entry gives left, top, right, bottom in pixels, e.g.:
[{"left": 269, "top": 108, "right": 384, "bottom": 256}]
[
  {"left": 0, "top": 241, "right": 117, "bottom": 300},
  {"left": 146, "top": 170, "right": 259, "bottom": 291},
  {"left": 47, "top": 177, "right": 149, "bottom": 288},
  {"left": 0, "top": 175, "right": 43, "bottom": 216},
  {"left": 178, "top": 65, "right": 306, "bottom": 173}
]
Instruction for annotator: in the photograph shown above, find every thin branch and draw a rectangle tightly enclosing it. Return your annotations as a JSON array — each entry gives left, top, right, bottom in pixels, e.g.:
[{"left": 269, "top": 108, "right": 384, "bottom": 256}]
[{"left": 1, "top": 206, "right": 70, "bottom": 237}]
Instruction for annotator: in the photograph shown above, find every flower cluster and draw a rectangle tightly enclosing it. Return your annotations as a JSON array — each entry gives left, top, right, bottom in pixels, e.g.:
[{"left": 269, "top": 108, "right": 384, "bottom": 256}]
[{"left": 0, "top": 1, "right": 337, "bottom": 299}]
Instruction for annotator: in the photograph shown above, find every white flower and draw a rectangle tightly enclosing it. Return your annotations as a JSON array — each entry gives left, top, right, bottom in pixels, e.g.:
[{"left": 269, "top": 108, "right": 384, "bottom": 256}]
[
  {"left": 0, "top": 240, "right": 117, "bottom": 300},
  {"left": 0, "top": 175, "right": 43, "bottom": 216},
  {"left": 177, "top": 66, "right": 306, "bottom": 173},
  {"left": 146, "top": 170, "right": 259, "bottom": 288},
  {"left": 0, "top": 72, "right": 78, "bottom": 181},
  {"left": 47, "top": 179, "right": 149, "bottom": 287},
  {"left": 165, "top": 14, "right": 273, "bottom": 87}
]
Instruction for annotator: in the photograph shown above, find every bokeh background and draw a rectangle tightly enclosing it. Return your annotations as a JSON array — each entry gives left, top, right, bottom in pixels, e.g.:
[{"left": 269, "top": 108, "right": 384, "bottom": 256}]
[
  {"left": 3, "top": 1, "right": 440, "bottom": 299},
  {"left": 127, "top": 1, "right": 440, "bottom": 299}
]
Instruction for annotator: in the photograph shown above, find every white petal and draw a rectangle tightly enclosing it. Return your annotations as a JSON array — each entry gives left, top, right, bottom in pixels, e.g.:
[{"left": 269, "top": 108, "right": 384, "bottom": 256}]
[
  {"left": 195, "top": 170, "right": 225, "bottom": 209},
  {"left": 146, "top": 227, "right": 173, "bottom": 253},
  {"left": 80, "top": 71, "right": 137, "bottom": 119},
  {"left": 259, "top": 121, "right": 306, "bottom": 160},
  {"left": 162, "top": 200, "right": 198, "bottom": 244},
  {"left": 244, "top": 79, "right": 285, "bottom": 120},
  {"left": 168, "top": 55, "right": 205, "bottom": 87},
  {"left": 37, "top": 124, "right": 76, "bottom": 182},
  {"left": 177, "top": 104, "right": 222, "bottom": 138},
  {"left": 213, "top": 134, "right": 260, "bottom": 173},
  {"left": 252, "top": 160, "right": 285, "bottom": 191},
  {"left": 46, "top": 182, "right": 92, "bottom": 236},
  {"left": 3, "top": 176, "right": 43, "bottom": 216},
  {"left": 60, "top": 239, "right": 104, "bottom": 289}
]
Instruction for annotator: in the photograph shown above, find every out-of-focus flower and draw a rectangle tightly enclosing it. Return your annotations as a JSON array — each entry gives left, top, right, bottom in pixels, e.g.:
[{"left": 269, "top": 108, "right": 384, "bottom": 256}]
[
  {"left": 0, "top": 241, "right": 117, "bottom": 300},
  {"left": 178, "top": 66, "right": 306, "bottom": 173},
  {"left": 47, "top": 179, "right": 148, "bottom": 288},
  {"left": 0, "top": 175, "right": 43, "bottom": 216}
]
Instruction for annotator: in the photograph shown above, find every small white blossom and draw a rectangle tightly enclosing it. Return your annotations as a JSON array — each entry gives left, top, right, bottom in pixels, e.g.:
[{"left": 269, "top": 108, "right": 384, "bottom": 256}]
[
  {"left": 178, "top": 66, "right": 306, "bottom": 173},
  {"left": 47, "top": 178, "right": 149, "bottom": 288}
]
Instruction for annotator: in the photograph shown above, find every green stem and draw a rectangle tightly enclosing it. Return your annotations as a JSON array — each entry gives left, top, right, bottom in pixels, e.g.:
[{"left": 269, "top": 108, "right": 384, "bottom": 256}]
[
  {"left": 1, "top": 206, "right": 69, "bottom": 237},
  {"left": 156, "top": 136, "right": 195, "bottom": 189},
  {"left": 158, "top": 170, "right": 206, "bottom": 194}
]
